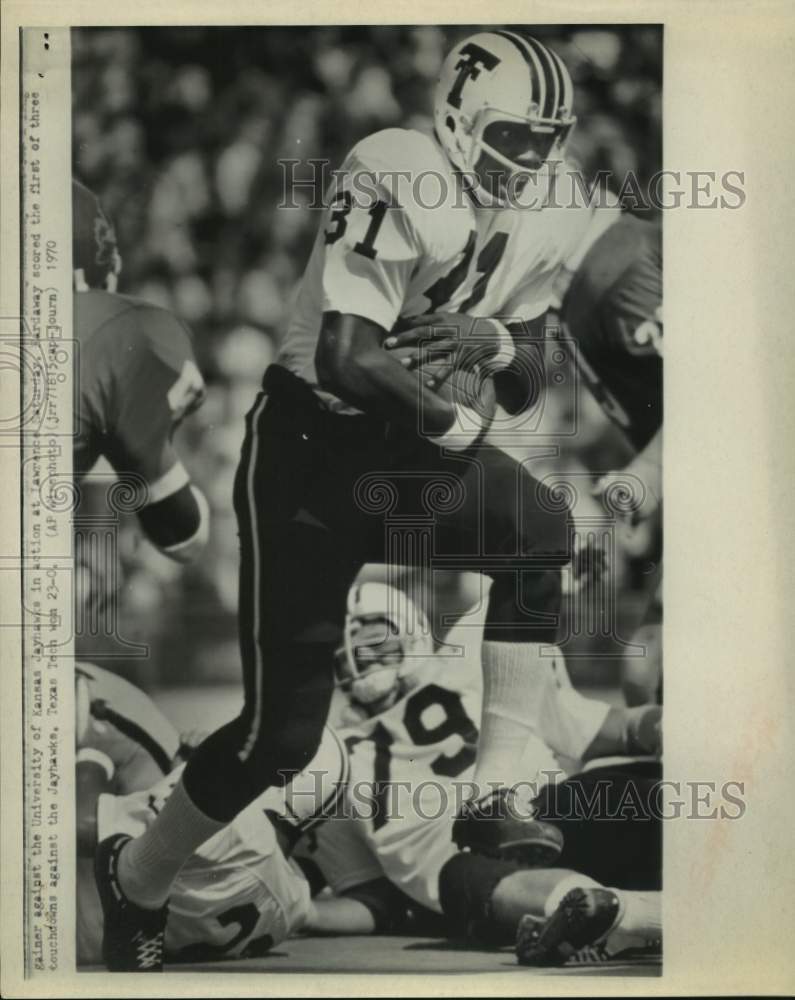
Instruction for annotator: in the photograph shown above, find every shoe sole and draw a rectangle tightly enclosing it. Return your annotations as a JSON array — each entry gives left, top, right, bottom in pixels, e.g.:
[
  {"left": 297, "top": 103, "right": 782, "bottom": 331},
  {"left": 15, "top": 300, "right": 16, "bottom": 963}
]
[{"left": 516, "top": 888, "right": 620, "bottom": 966}]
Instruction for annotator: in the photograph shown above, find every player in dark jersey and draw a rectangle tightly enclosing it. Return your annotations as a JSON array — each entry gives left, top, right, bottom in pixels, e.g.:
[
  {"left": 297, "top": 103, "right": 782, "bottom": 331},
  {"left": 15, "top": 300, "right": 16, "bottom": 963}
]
[
  {"left": 73, "top": 180, "right": 209, "bottom": 561},
  {"left": 562, "top": 212, "right": 662, "bottom": 455},
  {"left": 560, "top": 212, "right": 663, "bottom": 706}
]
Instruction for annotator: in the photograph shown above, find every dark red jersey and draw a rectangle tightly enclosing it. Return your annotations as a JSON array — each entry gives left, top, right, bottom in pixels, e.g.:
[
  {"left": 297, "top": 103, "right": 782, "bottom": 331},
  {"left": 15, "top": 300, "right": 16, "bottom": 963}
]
[
  {"left": 74, "top": 290, "right": 205, "bottom": 486},
  {"left": 562, "top": 214, "right": 662, "bottom": 451}
]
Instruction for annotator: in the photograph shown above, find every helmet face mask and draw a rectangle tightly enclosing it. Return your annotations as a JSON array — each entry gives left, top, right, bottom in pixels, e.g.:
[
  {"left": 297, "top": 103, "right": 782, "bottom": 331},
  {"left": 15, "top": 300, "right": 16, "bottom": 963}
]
[
  {"left": 471, "top": 107, "right": 575, "bottom": 199},
  {"left": 337, "top": 614, "right": 405, "bottom": 712},
  {"left": 336, "top": 583, "right": 433, "bottom": 715}
]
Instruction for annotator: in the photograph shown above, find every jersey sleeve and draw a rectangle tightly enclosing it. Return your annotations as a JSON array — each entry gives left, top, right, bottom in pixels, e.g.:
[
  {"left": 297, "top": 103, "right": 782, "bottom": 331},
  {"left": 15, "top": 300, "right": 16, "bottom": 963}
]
[
  {"left": 320, "top": 151, "right": 425, "bottom": 333},
  {"left": 564, "top": 214, "right": 663, "bottom": 358},
  {"left": 602, "top": 249, "right": 663, "bottom": 358},
  {"left": 101, "top": 305, "right": 205, "bottom": 498}
]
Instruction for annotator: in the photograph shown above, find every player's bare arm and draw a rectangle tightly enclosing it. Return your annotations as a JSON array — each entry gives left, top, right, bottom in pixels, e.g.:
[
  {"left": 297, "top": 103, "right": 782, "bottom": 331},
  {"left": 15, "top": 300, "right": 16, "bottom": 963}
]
[
  {"left": 315, "top": 311, "right": 460, "bottom": 435},
  {"left": 592, "top": 426, "right": 662, "bottom": 525},
  {"left": 580, "top": 704, "right": 662, "bottom": 761}
]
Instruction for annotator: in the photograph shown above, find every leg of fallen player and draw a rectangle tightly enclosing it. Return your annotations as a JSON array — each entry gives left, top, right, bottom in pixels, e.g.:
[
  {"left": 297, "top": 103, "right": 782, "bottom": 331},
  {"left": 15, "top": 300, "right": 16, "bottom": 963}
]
[{"left": 438, "top": 853, "right": 661, "bottom": 963}]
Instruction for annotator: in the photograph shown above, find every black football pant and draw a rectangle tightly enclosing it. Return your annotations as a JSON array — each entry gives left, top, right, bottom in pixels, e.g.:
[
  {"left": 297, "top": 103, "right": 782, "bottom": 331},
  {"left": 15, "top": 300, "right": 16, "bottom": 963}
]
[
  {"left": 183, "top": 365, "right": 571, "bottom": 821},
  {"left": 535, "top": 760, "right": 663, "bottom": 890}
]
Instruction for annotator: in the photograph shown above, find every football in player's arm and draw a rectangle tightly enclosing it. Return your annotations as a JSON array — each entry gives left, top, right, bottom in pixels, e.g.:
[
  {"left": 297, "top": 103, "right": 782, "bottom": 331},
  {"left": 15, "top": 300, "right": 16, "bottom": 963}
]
[
  {"left": 90, "top": 32, "right": 637, "bottom": 972},
  {"left": 73, "top": 180, "right": 210, "bottom": 564},
  {"left": 312, "top": 162, "right": 496, "bottom": 445}
]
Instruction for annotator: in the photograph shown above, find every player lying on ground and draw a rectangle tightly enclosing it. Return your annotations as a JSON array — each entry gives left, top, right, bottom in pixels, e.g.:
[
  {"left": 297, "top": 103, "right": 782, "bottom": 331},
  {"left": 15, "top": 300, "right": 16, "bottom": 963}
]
[
  {"left": 94, "top": 31, "right": 623, "bottom": 970},
  {"left": 387, "top": 209, "right": 663, "bottom": 705},
  {"left": 76, "top": 663, "right": 398, "bottom": 963},
  {"left": 73, "top": 180, "right": 209, "bottom": 563},
  {"left": 291, "top": 581, "right": 661, "bottom": 958}
]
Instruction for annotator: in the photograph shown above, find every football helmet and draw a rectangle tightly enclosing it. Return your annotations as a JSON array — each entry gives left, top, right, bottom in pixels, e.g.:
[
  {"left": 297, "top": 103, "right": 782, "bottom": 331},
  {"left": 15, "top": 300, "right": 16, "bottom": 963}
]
[
  {"left": 434, "top": 31, "right": 576, "bottom": 202},
  {"left": 72, "top": 179, "right": 122, "bottom": 292},
  {"left": 336, "top": 582, "right": 434, "bottom": 713}
]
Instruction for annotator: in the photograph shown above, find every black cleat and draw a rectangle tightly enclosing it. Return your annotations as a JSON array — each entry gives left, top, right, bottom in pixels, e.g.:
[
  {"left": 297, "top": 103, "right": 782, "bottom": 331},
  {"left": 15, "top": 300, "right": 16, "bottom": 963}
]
[
  {"left": 452, "top": 787, "right": 564, "bottom": 865},
  {"left": 516, "top": 887, "right": 621, "bottom": 966},
  {"left": 94, "top": 834, "right": 168, "bottom": 972}
]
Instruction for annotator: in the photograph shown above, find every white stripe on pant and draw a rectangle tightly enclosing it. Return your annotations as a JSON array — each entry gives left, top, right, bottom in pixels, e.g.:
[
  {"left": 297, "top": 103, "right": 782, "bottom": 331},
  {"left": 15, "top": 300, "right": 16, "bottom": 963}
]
[{"left": 239, "top": 393, "right": 270, "bottom": 762}]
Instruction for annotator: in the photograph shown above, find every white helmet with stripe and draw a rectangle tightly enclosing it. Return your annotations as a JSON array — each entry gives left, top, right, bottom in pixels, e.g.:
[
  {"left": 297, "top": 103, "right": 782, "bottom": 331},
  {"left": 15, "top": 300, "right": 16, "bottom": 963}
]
[
  {"left": 434, "top": 30, "right": 576, "bottom": 201},
  {"left": 336, "top": 582, "right": 434, "bottom": 713}
]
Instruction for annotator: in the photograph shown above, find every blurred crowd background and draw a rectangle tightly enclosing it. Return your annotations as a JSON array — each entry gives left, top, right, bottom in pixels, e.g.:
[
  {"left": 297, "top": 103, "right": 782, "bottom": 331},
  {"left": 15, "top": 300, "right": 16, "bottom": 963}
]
[{"left": 72, "top": 25, "right": 662, "bottom": 692}]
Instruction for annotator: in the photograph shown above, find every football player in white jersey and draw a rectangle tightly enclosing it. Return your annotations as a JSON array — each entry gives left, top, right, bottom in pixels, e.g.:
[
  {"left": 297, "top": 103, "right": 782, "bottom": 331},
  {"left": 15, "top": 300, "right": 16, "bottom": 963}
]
[
  {"left": 95, "top": 31, "right": 616, "bottom": 970},
  {"left": 294, "top": 581, "right": 661, "bottom": 953},
  {"left": 76, "top": 666, "right": 365, "bottom": 964}
]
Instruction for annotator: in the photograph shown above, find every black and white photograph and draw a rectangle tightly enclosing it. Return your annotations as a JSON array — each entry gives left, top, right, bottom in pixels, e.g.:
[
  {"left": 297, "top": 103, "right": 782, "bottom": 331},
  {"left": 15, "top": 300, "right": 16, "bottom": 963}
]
[
  {"left": 69, "top": 23, "right": 664, "bottom": 975},
  {"left": 3, "top": 5, "right": 793, "bottom": 995}
]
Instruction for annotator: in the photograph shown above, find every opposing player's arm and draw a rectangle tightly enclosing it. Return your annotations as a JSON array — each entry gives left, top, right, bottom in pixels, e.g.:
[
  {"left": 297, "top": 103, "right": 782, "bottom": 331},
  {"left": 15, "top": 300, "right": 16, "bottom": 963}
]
[
  {"left": 581, "top": 703, "right": 662, "bottom": 761},
  {"left": 592, "top": 426, "right": 662, "bottom": 524},
  {"left": 103, "top": 306, "right": 209, "bottom": 562}
]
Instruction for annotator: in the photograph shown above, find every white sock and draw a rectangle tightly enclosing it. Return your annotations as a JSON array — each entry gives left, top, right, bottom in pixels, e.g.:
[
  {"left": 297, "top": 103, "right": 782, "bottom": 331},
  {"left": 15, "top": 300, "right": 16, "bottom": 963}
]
[
  {"left": 471, "top": 641, "right": 549, "bottom": 795},
  {"left": 118, "top": 780, "right": 226, "bottom": 909},
  {"left": 611, "top": 890, "right": 662, "bottom": 940},
  {"left": 543, "top": 873, "right": 603, "bottom": 917}
]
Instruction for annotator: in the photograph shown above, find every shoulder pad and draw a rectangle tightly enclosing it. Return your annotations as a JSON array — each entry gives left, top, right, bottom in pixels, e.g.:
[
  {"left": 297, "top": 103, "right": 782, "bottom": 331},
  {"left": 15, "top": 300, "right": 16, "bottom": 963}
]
[{"left": 344, "top": 129, "right": 473, "bottom": 262}]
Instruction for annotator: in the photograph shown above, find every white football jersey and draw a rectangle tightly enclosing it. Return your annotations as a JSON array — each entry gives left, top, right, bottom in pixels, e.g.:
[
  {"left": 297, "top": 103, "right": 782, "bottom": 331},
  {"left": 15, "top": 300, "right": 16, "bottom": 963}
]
[
  {"left": 77, "top": 725, "right": 348, "bottom": 965},
  {"left": 278, "top": 127, "right": 605, "bottom": 413},
  {"left": 76, "top": 764, "right": 311, "bottom": 965},
  {"left": 299, "top": 612, "right": 610, "bottom": 914}
]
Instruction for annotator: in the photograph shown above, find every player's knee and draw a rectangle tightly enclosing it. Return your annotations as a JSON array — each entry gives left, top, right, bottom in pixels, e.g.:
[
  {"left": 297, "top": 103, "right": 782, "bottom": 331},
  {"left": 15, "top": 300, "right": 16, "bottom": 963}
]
[
  {"left": 438, "top": 852, "right": 522, "bottom": 944},
  {"left": 242, "top": 718, "right": 326, "bottom": 787},
  {"left": 484, "top": 567, "right": 562, "bottom": 643}
]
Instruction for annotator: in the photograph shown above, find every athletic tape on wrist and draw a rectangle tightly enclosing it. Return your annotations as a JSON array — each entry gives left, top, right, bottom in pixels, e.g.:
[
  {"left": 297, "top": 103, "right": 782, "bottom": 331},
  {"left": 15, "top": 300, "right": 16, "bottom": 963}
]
[
  {"left": 490, "top": 320, "right": 516, "bottom": 369},
  {"left": 431, "top": 404, "right": 485, "bottom": 450}
]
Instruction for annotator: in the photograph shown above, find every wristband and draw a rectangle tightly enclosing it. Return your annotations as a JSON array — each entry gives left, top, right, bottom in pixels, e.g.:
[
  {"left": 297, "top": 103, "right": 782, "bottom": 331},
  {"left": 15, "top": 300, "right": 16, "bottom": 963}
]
[
  {"left": 430, "top": 404, "right": 485, "bottom": 451},
  {"left": 76, "top": 747, "right": 115, "bottom": 782}
]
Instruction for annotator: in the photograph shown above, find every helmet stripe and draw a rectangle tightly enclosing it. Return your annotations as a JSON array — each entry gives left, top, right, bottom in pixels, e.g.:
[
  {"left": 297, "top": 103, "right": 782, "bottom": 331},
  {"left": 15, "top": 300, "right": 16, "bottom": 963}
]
[
  {"left": 526, "top": 35, "right": 563, "bottom": 116},
  {"left": 548, "top": 46, "right": 573, "bottom": 113},
  {"left": 495, "top": 30, "right": 548, "bottom": 117}
]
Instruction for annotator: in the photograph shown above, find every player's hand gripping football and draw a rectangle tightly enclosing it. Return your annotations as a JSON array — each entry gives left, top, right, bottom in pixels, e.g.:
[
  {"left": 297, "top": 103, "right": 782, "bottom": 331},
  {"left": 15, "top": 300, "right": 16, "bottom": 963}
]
[
  {"left": 385, "top": 312, "right": 506, "bottom": 390},
  {"left": 592, "top": 429, "right": 662, "bottom": 528}
]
